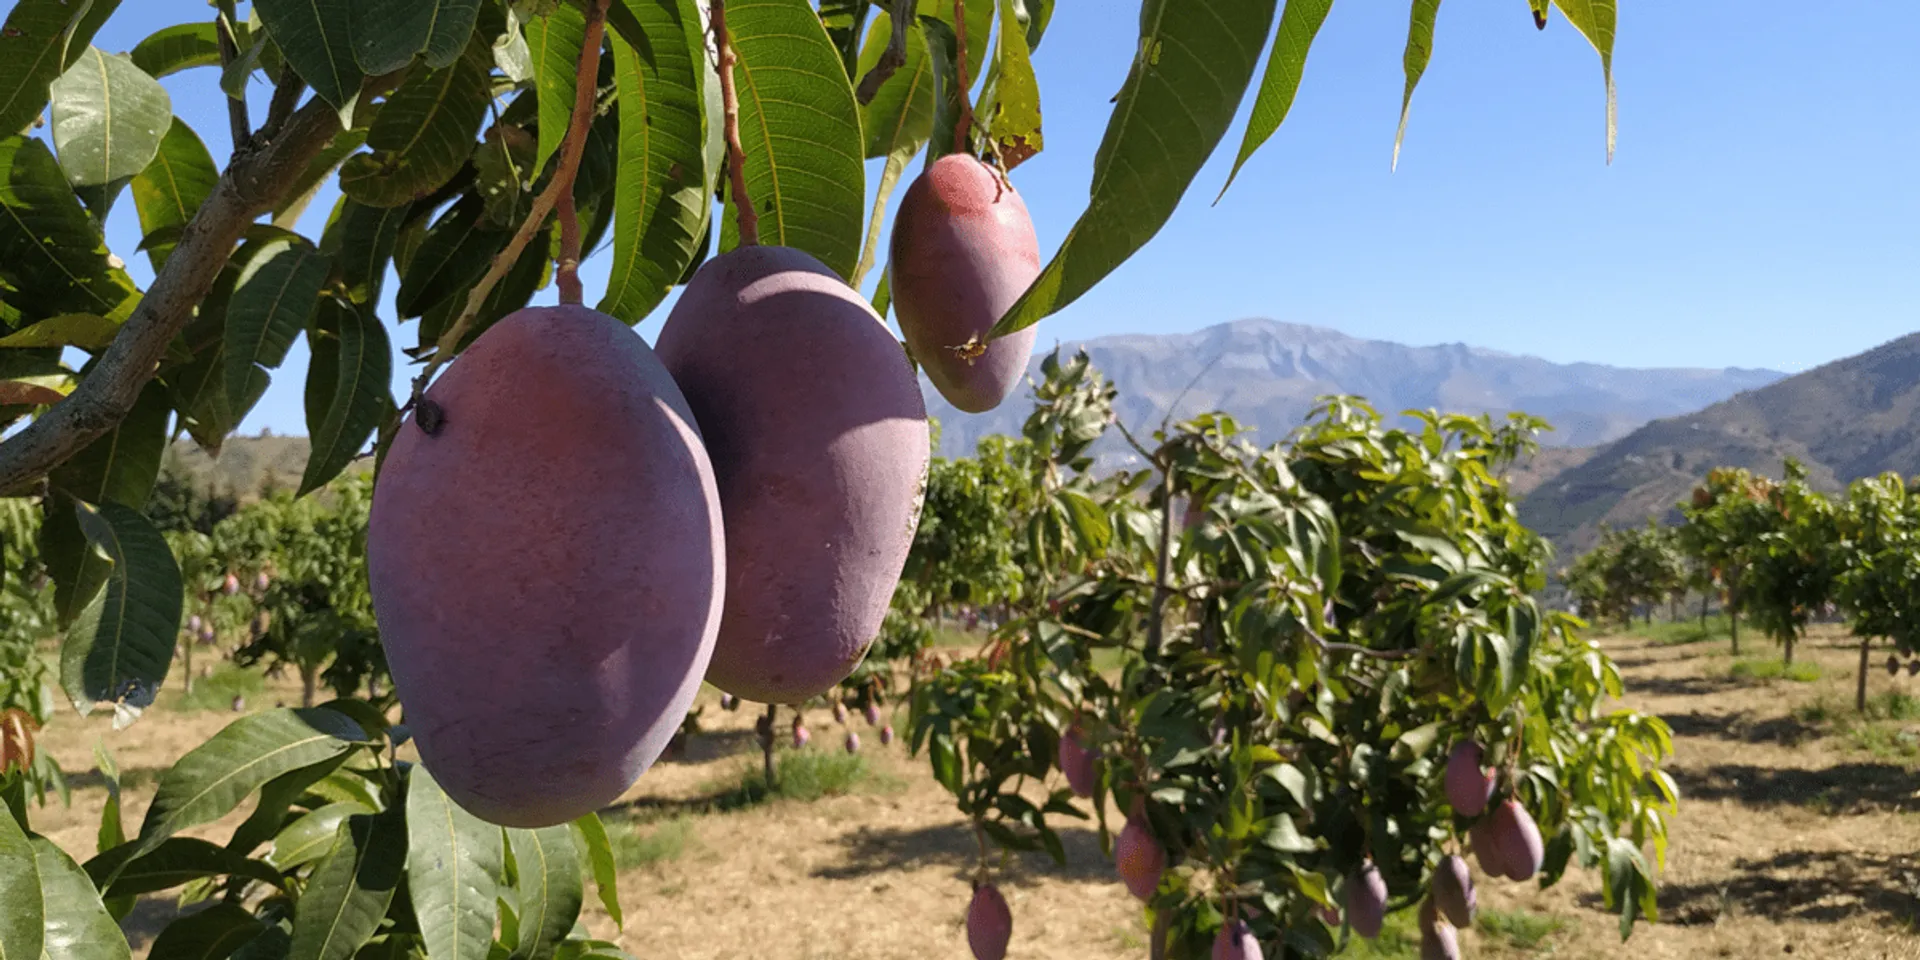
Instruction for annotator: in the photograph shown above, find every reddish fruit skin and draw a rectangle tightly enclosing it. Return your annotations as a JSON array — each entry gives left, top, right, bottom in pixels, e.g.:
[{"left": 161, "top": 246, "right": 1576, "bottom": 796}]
[
  {"left": 834, "top": 701, "right": 849, "bottom": 726},
  {"left": 1212, "top": 919, "right": 1262, "bottom": 960},
  {"left": 880, "top": 724, "right": 895, "bottom": 746},
  {"left": 1470, "top": 817, "right": 1513, "bottom": 878},
  {"left": 966, "top": 884, "right": 1013, "bottom": 960},
  {"left": 793, "top": 725, "right": 811, "bottom": 749},
  {"left": 1432, "top": 855, "right": 1475, "bottom": 928},
  {"left": 1347, "top": 861, "right": 1388, "bottom": 940},
  {"left": 1114, "top": 815, "right": 1166, "bottom": 901},
  {"left": 1419, "top": 897, "right": 1461, "bottom": 960},
  {"left": 657, "top": 246, "right": 929, "bottom": 704},
  {"left": 1057, "top": 730, "right": 1098, "bottom": 798},
  {"left": 845, "top": 731, "right": 861, "bottom": 754},
  {"left": 864, "top": 702, "right": 882, "bottom": 727},
  {"left": 890, "top": 154, "right": 1041, "bottom": 413},
  {"left": 187, "top": 615, "right": 202, "bottom": 633},
  {"left": 368, "top": 306, "right": 723, "bottom": 828},
  {"left": 223, "top": 574, "right": 239, "bottom": 595},
  {"left": 1444, "top": 741, "right": 1495, "bottom": 817},
  {"left": 1490, "top": 800, "right": 1545, "bottom": 881}
]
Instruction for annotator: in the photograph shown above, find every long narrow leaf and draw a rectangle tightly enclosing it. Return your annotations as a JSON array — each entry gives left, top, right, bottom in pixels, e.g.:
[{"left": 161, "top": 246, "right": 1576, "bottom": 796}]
[{"left": 1218, "top": 0, "right": 1333, "bottom": 199}]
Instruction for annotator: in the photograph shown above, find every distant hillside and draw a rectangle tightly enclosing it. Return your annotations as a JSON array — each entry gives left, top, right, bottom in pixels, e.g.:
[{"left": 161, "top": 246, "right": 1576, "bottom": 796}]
[
  {"left": 926, "top": 319, "right": 1785, "bottom": 469},
  {"left": 1520, "top": 332, "right": 1920, "bottom": 553},
  {"left": 161, "top": 433, "right": 343, "bottom": 500}
]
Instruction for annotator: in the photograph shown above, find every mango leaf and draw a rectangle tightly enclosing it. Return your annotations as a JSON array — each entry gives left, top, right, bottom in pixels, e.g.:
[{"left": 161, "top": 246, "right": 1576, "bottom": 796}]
[
  {"left": 1531, "top": 0, "right": 1550, "bottom": 28},
  {"left": 0, "top": 809, "right": 43, "bottom": 960},
  {"left": 253, "top": 0, "right": 365, "bottom": 117},
  {"left": 1219, "top": 0, "right": 1332, "bottom": 198},
  {"left": 396, "top": 196, "right": 501, "bottom": 318},
  {"left": 353, "top": 0, "right": 484, "bottom": 74},
  {"left": 0, "top": 136, "right": 141, "bottom": 322},
  {"left": 339, "top": 48, "right": 489, "bottom": 208},
  {"left": 0, "top": 379, "right": 66, "bottom": 405},
  {"left": 717, "top": 0, "right": 866, "bottom": 280},
  {"left": 472, "top": 123, "right": 536, "bottom": 227},
  {"left": 568, "top": 814, "right": 622, "bottom": 931},
  {"left": 289, "top": 808, "right": 407, "bottom": 960},
  {"left": 84, "top": 837, "right": 284, "bottom": 898},
  {"left": 989, "top": 0, "right": 1278, "bottom": 338},
  {"left": 407, "top": 767, "right": 503, "bottom": 960},
  {"left": 50, "top": 378, "right": 169, "bottom": 510},
  {"left": 118, "top": 708, "right": 368, "bottom": 876},
  {"left": 1392, "top": 0, "right": 1443, "bottom": 171},
  {"left": 225, "top": 237, "right": 329, "bottom": 411},
  {"left": 130, "top": 118, "right": 218, "bottom": 270},
  {"left": 0, "top": 313, "right": 117, "bottom": 350},
  {"left": 0, "top": 0, "right": 122, "bottom": 138},
  {"left": 35, "top": 835, "right": 132, "bottom": 960},
  {"left": 818, "top": 0, "right": 872, "bottom": 78},
  {"left": 146, "top": 904, "right": 265, "bottom": 960},
  {"left": 924, "top": 0, "right": 992, "bottom": 89},
  {"left": 300, "top": 301, "right": 390, "bottom": 495},
  {"left": 596, "top": 0, "right": 711, "bottom": 324},
  {"left": 131, "top": 23, "right": 224, "bottom": 78},
  {"left": 49, "top": 48, "right": 173, "bottom": 188},
  {"left": 269, "top": 802, "right": 372, "bottom": 871},
  {"left": 320, "top": 200, "right": 407, "bottom": 305},
  {"left": 225, "top": 753, "right": 355, "bottom": 858},
  {"left": 1014, "top": 0, "right": 1054, "bottom": 49},
  {"left": 60, "top": 501, "right": 181, "bottom": 723},
  {"left": 525, "top": 4, "right": 588, "bottom": 178},
  {"left": 851, "top": 13, "right": 931, "bottom": 287},
  {"left": 39, "top": 495, "right": 108, "bottom": 629},
  {"left": 507, "top": 826, "right": 582, "bottom": 960},
  {"left": 983, "top": 0, "right": 1042, "bottom": 168},
  {"left": 1549, "top": 0, "right": 1616, "bottom": 160}
]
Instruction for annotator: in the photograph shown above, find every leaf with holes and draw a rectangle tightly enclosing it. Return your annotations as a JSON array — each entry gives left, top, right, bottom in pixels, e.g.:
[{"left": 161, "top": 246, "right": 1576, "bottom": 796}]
[
  {"left": 338, "top": 48, "right": 489, "bottom": 208},
  {"left": 989, "top": 0, "right": 1278, "bottom": 338},
  {"left": 1219, "top": 0, "right": 1332, "bottom": 198},
  {"left": 60, "top": 501, "right": 181, "bottom": 721},
  {"left": 289, "top": 807, "right": 407, "bottom": 960},
  {"left": 131, "top": 23, "right": 223, "bottom": 78},
  {"left": 985, "top": 0, "right": 1042, "bottom": 168},
  {"left": 300, "top": 301, "right": 391, "bottom": 495},
  {"left": 253, "top": 0, "right": 365, "bottom": 117},
  {"left": 49, "top": 47, "right": 173, "bottom": 188},
  {"left": 507, "top": 826, "right": 582, "bottom": 960},
  {"left": 131, "top": 118, "right": 217, "bottom": 270},
  {"left": 407, "top": 766, "right": 503, "bottom": 960},
  {"left": 597, "top": 0, "right": 711, "bottom": 324},
  {"left": 0, "top": 137, "right": 141, "bottom": 322},
  {"left": 0, "top": 0, "right": 123, "bottom": 139},
  {"left": 717, "top": 0, "right": 866, "bottom": 279},
  {"left": 224, "top": 238, "right": 329, "bottom": 412}
]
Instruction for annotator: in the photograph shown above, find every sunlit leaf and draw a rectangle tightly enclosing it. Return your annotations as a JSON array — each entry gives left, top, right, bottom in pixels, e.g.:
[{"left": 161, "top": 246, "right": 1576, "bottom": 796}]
[
  {"left": 338, "top": 48, "right": 489, "bottom": 207},
  {"left": 224, "top": 237, "right": 330, "bottom": 412},
  {"left": 254, "top": 0, "right": 366, "bottom": 117},
  {"left": 131, "top": 118, "right": 217, "bottom": 270},
  {"left": 300, "top": 300, "right": 391, "bottom": 495},
  {"left": 49, "top": 47, "right": 173, "bottom": 188},
  {"left": 1549, "top": 0, "right": 1616, "bottom": 160},
  {"left": 289, "top": 808, "right": 407, "bottom": 960},
  {"left": 0, "top": 0, "right": 122, "bottom": 138},
  {"left": 406, "top": 767, "right": 503, "bottom": 960},
  {"left": 59, "top": 501, "right": 181, "bottom": 721},
  {"left": 131, "top": 23, "right": 223, "bottom": 78},
  {"left": 1392, "top": 0, "right": 1443, "bottom": 171},
  {"left": 525, "top": 3, "right": 587, "bottom": 178},
  {"left": 1219, "top": 0, "right": 1332, "bottom": 198}
]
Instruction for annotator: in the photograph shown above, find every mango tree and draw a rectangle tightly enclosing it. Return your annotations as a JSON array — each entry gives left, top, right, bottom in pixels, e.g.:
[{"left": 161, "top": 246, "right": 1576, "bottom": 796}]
[
  {"left": 1833, "top": 473, "right": 1920, "bottom": 711},
  {"left": 1736, "top": 460, "right": 1839, "bottom": 666}
]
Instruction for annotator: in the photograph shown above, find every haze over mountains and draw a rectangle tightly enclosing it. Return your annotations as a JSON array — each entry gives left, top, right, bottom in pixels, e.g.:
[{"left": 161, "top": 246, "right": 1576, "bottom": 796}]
[{"left": 926, "top": 319, "right": 1786, "bottom": 466}]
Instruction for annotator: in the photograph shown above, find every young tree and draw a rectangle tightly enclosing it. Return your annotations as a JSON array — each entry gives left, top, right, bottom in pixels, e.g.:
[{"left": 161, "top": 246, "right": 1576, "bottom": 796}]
[
  {"left": 1738, "top": 460, "right": 1839, "bottom": 665},
  {"left": 1678, "top": 467, "right": 1778, "bottom": 653},
  {"left": 1833, "top": 473, "right": 1920, "bottom": 711}
]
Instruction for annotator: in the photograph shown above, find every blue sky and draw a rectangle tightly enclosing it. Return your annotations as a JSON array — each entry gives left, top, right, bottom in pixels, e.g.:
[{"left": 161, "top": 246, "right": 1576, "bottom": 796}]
[{"left": 76, "top": 2, "right": 1920, "bottom": 437}]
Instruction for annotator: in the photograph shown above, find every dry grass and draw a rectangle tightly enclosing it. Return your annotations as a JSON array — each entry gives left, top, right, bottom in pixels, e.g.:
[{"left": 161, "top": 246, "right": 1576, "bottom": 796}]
[{"left": 20, "top": 624, "right": 1920, "bottom": 958}]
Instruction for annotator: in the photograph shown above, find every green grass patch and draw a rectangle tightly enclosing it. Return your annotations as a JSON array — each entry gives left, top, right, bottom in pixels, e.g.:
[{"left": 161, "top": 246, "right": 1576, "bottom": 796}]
[
  {"left": 1846, "top": 722, "right": 1920, "bottom": 761},
  {"left": 607, "top": 815, "right": 696, "bottom": 871},
  {"left": 1864, "top": 691, "right": 1920, "bottom": 722},
  {"left": 702, "top": 748, "right": 900, "bottom": 810},
  {"left": 930, "top": 625, "right": 986, "bottom": 649},
  {"left": 1729, "top": 658, "right": 1822, "bottom": 683},
  {"left": 1635, "top": 614, "right": 1737, "bottom": 647},
  {"left": 1336, "top": 907, "right": 1420, "bottom": 958},
  {"left": 166, "top": 660, "right": 268, "bottom": 712},
  {"left": 1477, "top": 907, "right": 1566, "bottom": 950}
]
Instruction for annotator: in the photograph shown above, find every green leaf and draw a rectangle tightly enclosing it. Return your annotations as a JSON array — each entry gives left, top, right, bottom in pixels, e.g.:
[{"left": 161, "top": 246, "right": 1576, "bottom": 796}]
[
  {"left": 506, "top": 826, "right": 582, "bottom": 960},
  {"left": 818, "top": 0, "right": 872, "bottom": 79},
  {"left": 0, "top": 136, "right": 141, "bottom": 322},
  {"left": 289, "top": 808, "right": 407, "bottom": 960},
  {"left": 253, "top": 0, "right": 366, "bottom": 117},
  {"left": 339, "top": 47, "right": 489, "bottom": 207},
  {"left": 275, "top": 127, "right": 369, "bottom": 227},
  {"left": 268, "top": 801, "right": 372, "bottom": 870},
  {"left": 396, "top": 196, "right": 501, "bottom": 318},
  {"left": 84, "top": 837, "right": 284, "bottom": 898},
  {"left": 225, "top": 753, "right": 354, "bottom": 857},
  {"left": 40, "top": 494, "right": 110, "bottom": 629},
  {"left": 0, "top": 0, "right": 122, "bottom": 139},
  {"left": 407, "top": 766, "right": 503, "bottom": 960},
  {"left": 569, "top": 814, "right": 622, "bottom": 931},
  {"left": 473, "top": 123, "right": 536, "bottom": 227},
  {"left": 147, "top": 904, "right": 265, "bottom": 960},
  {"left": 122, "top": 708, "right": 368, "bottom": 875},
  {"left": 49, "top": 47, "right": 174, "bottom": 188},
  {"left": 61, "top": 501, "right": 182, "bottom": 721},
  {"left": 35, "top": 835, "right": 132, "bottom": 960},
  {"left": 131, "top": 23, "right": 224, "bottom": 79},
  {"left": 989, "top": 0, "right": 1278, "bottom": 338},
  {"left": 595, "top": 0, "right": 712, "bottom": 324},
  {"left": 0, "top": 313, "right": 117, "bottom": 350},
  {"left": 130, "top": 119, "right": 218, "bottom": 271},
  {"left": 353, "top": 0, "right": 485, "bottom": 74},
  {"left": 1218, "top": 0, "right": 1332, "bottom": 198},
  {"left": 1257, "top": 814, "right": 1317, "bottom": 853},
  {"left": 321, "top": 200, "right": 408, "bottom": 306},
  {"left": 0, "top": 808, "right": 44, "bottom": 960},
  {"left": 1549, "top": 0, "right": 1616, "bottom": 160},
  {"left": 300, "top": 301, "right": 391, "bottom": 496},
  {"left": 525, "top": 4, "right": 588, "bottom": 179},
  {"left": 225, "top": 237, "right": 330, "bottom": 410},
  {"left": 49, "top": 379, "right": 169, "bottom": 509},
  {"left": 985, "top": 0, "right": 1042, "bottom": 167},
  {"left": 850, "top": 14, "right": 931, "bottom": 288},
  {"left": 1392, "top": 0, "right": 1443, "bottom": 171},
  {"left": 717, "top": 0, "right": 867, "bottom": 280}
]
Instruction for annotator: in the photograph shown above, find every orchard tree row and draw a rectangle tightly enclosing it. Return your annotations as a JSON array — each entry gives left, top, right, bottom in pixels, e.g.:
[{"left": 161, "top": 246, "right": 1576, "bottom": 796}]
[{"left": 1569, "top": 459, "right": 1920, "bottom": 712}]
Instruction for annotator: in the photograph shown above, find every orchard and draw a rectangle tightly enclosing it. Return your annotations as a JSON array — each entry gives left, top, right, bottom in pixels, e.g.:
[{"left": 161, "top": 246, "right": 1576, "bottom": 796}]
[{"left": 0, "top": 0, "right": 1683, "bottom": 958}]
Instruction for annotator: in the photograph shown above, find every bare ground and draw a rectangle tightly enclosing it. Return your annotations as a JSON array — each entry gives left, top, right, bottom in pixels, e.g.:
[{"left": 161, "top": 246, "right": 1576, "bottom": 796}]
[{"left": 23, "top": 624, "right": 1920, "bottom": 959}]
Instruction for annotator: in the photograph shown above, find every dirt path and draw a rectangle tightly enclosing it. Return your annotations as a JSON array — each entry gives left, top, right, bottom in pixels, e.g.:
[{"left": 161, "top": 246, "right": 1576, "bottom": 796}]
[{"left": 22, "top": 625, "right": 1920, "bottom": 958}]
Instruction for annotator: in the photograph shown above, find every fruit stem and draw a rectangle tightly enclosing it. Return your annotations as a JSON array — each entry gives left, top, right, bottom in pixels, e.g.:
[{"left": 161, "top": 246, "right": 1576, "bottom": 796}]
[
  {"left": 713, "top": 0, "right": 760, "bottom": 246},
  {"left": 557, "top": 186, "right": 584, "bottom": 304},
  {"left": 951, "top": 0, "right": 977, "bottom": 154},
  {"left": 410, "top": 0, "right": 609, "bottom": 409}
]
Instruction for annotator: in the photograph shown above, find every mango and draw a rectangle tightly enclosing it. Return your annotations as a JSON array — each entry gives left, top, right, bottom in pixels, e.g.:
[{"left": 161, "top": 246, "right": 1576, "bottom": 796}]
[
  {"left": 1444, "top": 741, "right": 1495, "bottom": 817},
  {"left": 1347, "top": 860, "right": 1387, "bottom": 939},
  {"left": 889, "top": 154, "right": 1041, "bottom": 413},
  {"left": 1211, "top": 919, "right": 1262, "bottom": 960},
  {"left": 1418, "top": 896, "right": 1461, "bottom": 960},
  {"left": 1490, "top": 799, "right": 1545, "bottom": 881},
  {"left": 845, "top": 731, "right": 861, "bottom": 754},
  {"left": 658, "top": 246, "right": 929, "bottom": 704},
  {"left": 1057, "top": 728, "right": 1098, "bottom": 798},
  {"left": 1115, "top": 812, "right": 1166, "bottom": 901},
  {"left": 1470, "top": 817, "right": 1512, "bottom": 878},
  {"left": 1432, "top": 854, "right": 1475, "bottom": 927},
  {"left": 367, "top": 305, "right": 724, "bottom": 828},
  {"left": 966, "top": 883, "right": 1013, "bottom": 960}
]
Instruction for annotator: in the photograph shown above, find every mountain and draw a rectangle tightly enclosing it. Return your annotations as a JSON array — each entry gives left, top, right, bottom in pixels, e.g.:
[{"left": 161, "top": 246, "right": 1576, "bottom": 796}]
[
  {"left": 1520, "top": 331, "right": 1920, "bottom": 552},
  {"left": 924, "top": 319, "right": 1785, "bottom": 470}
]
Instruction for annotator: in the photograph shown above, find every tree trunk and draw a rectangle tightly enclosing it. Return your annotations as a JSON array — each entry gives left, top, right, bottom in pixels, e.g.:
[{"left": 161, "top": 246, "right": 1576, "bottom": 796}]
[
  {"left": 1644, "top": 606, "right": 1653, "bottom": 627},
  {"left": 182, "top": 637, "right": 195, "bottom": 696},
  {"left": 301, "top": 666, "right": 318, "bottom": 708},
  {"left": 1858, "top": 636, "right": 1872, "bottom": 713},
  {"left": 762, "top": 703, "right": 778, "bottom": 790},
  {"left": 1730, "top": 602, "right": 1740, "bottom": 655},
  {"left": 1699, "top": 593, "right": 1709, "bottom": 630},
  {"left": 1784, "top": 630, "right": 1796, "bottom": 665}
]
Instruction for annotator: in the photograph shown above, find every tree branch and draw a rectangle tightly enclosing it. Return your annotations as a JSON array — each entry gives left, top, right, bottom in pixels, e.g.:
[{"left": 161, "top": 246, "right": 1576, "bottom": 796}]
[
  {"left": 713, "top": 0, "right": 759, "bottom": 246},
  {"left": 214, "top": 6, "right": 251, "bottom": 147},
  {"left": 854, "top": 0, "right": 914, "bottom": 106},
  {"left": 0, "top": 98, "right": 344, "bottom": 495}
]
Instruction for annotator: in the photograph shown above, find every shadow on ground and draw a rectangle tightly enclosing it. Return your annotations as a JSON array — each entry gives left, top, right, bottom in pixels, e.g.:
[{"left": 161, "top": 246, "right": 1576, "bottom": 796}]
[
  {"left": 1628, "top": 674, "right": 1744, "bottom": 699},
  {"left": 1661, "top": 710, "right": 1824, "bottom": 747},
  {"left": 813, "top": 821, "right": 1118, "bottom": 886},
  {"left": 1671, "top": 762, "right": 1920, "bottom": 813},
  {"left": 1615, "top": 849, "right": 1920, "bottom": 928}
]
